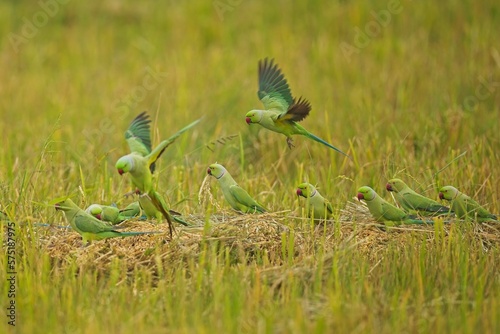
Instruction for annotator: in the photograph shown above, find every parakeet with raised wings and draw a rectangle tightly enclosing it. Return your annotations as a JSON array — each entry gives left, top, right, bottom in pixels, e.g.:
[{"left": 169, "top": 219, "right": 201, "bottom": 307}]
[
  {"left": 207, "top": 163, "right": 266, "bottom": 214},
  {"left": 245, "top": 58, "right": 349, "bottom": 158},
  {"left": 357, "top": 186, "right": 432, "bottom": 225},
  {"left": 386, "top": 178, "right": 451, "bottom": 216},
  {"left": 439, "top": 186, "right": 497, "bottom": 223},
  {"left": 296, "top": 183, "right": 333, "bottom": 220},
  {"left": 56, "top": 198, "right": 159, "bottom": 245},
  {"left": 115, "top": 112, "right": 199, "bottom": 236}
]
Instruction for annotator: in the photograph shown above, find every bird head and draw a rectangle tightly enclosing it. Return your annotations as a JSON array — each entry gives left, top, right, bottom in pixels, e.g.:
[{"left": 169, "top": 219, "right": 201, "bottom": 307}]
[
  {"left": 115, "top": 156, "right": 134, "bottom": 175},
  {"left": 386, "top": 178, "right": 406, "bottom": 193},
  {"left": 296, "top": 183, "right": 316, "bottom": 198},
  {"left": 438, "top": 186, "right": 458, "bottom": 201},
  {"left": 245, "top": 110, "right": 263, "bottom": 124},
  {"left": 207, "top": 163, "right": 226, "bottom": 179},
  {"left": 357, "top": 186, "right": 376, "bottom": 201},
  {"left": 54, "top": 198, "right": 77, "bottom": 212},
  {"left": 86, "top": 204, "right": 103, "bottom": 219}
]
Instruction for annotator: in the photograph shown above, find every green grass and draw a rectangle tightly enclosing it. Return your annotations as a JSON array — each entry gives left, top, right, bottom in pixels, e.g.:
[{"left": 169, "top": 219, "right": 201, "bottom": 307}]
[{"left": 1, "top": 0, "right": 500, "bottom": 332}]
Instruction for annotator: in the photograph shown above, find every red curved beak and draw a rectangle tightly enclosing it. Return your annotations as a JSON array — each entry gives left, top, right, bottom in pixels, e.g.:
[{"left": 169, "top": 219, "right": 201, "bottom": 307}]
[
  {"left": 296, "top": 189, "right": 303, "bottom": 196},
  {"left": 356, "top": 193, "right": 364, "bottom": 201},
  {"left": 439, "top": 193, "right": 444, "bottom": 200},
  {"left": 245, "top": 117, "right": 251, "bottom": 124},
  {"left": 118, "top": 169, "right": 124, "bottom": 175},
  {"left": 96, "top": 214, "right": 102, "bottom": 220},
  {"left": 207, "top": 168, "right": 212, "bottom": 175},
  {"left": 55, "top": 203, "right": 61, "bottom": 210},
  {"left": 386, "top": 183, "right": 393, "bottom": 191}
]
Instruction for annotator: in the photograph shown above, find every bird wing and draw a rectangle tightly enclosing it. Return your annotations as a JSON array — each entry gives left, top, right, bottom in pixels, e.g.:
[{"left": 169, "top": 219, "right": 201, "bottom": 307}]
[
  {"left": 125, "top": 111, "right": 152, "bottom": 157},
  {"left": 146, "top": 119, "right": 201, "bottom": 173},
  {"left": 275, "top": 96, "right": 311, "bottom": 123},
  {"left": 74, "top": 212, "right": 115, "bottom": 234},
  {"left": 229, "top": 185, "right": 265, "bottom": 211},
  {"left": 258, "top": 58, "right": 294, "bottom": 113},
  {"left": 402, "top": 192, "right": 449, "bottom": 213}
]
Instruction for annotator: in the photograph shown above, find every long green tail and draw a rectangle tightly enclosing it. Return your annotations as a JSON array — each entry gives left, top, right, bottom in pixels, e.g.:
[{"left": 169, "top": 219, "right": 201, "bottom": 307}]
[{"left": 303, "top": 132, "right": 350, "bottom": 158}]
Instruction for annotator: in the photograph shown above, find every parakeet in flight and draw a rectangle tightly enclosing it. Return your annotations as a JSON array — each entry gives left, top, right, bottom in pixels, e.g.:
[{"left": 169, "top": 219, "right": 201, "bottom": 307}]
[
  {"left": 207, "top": 163, "right": 266, "bottom": 214},
  {"left": 357, "top": 186, "right": 432, "bottom": 225},
  {"left": 296, "top": 183, "right": 333, "bottom": 220},
  {"left": 386, "top": 178, "right": 451, "bottom": 216},
  {"left": 115, "top": 112, "right": 199, "bottom": 236},
  {"left": 85, "top": 202, "right": 142, "bottom": 225},
  {"left": 439, "top": 186, "right": 497, "bottom": 223},
  {"left": 55, "top": 198, "right": 160, "bottom": 245},
  {"left": 245, "top": 58, "right": 349, "bottom": 158}
]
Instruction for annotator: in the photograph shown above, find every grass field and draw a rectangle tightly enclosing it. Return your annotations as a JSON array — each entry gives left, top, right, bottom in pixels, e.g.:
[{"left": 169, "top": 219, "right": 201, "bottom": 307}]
[{"left": 1, "top": 0, "right": 500, "bottom": 333}]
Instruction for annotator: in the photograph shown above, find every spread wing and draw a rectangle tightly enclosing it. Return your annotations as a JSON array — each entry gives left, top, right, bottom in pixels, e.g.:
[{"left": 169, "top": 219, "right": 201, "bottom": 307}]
[
  {"left": 125, "top": 111, "right": 152, "bottom": 157},
  {"left": 258, "top": 58, "right": 294, "bottom": 113},
  {"left": 276, "top": 96, "right": 311, "bottom": 123}
]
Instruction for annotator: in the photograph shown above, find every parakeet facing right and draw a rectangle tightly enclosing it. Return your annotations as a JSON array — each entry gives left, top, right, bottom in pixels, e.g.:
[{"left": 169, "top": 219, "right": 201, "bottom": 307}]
[
  {"left": 386, "top": 178, "right": 451, "bottom": 216},
  {"left": 207, "top": 163, "right": 266, "bottom": 214},
  {"left": 439, "top": 186, "right": 497, "bottom": 223},
  {"left": 357, "top": 186, "right": 432, "bottom": 225},
  {"left": 85, "top": 202, "right": 141, "bottom": 225},
  {"left": 296, "top": 183, "right": 333, "bottom": 220}
]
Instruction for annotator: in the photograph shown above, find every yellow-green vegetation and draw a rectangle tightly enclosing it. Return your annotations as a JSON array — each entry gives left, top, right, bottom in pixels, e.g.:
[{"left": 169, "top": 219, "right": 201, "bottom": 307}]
[{"left": 1, "top": 0, "right": 499, "bottom": 333}]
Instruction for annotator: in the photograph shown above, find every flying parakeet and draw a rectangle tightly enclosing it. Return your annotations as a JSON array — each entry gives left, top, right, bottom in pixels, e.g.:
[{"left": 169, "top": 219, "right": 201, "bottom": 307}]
[
  {"left": 296, "top": 183, "right": 333, "bottom": 220},
  {"left": 55, "top": 198, "right": 160, "bottom": 244},
  {"left": 356, "top": 186, "right": 432, "bottom": 225},
  {"left": 115, "top": 112, "right": 199, "bottom": 236},
  {"left": 207, "top": 163, "right": 266, "bottom": 214},
  {"left": 439, "top": 186, "right": 497, "bottom": 223},
  {"left": 245, "top": 58, "right": 349, "bottom": 158},
  {"left": 386, "top": 178, "right": 451, "bottom": 216},
  {"left": 85, "top": 202, "right": 142, "bottom": 225}
]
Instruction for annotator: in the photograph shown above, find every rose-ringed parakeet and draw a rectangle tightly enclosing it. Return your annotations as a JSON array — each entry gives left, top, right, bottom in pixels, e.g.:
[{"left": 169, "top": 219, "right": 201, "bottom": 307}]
[
  {"left": 115, "top": 112, "right": 199, "bottom": 236},
  {"left": 357, "top": 186, "right": 433, "bottom": 225},
  {"left": 296, "top": 183, "right": 333, "bottom": 220},
  {"left": 207, "top": 163, "right": 266, "bottom": 214},
  {"left": 439, "top": 186, "right": 497, "bottom": 223},
  {"left": 386, "top": 178, "right": 451, "bottom": 216},
  {"left": 245, "top": 58, "right": 349, "bottom": 158},
  {"left": 55, "top": 198, "right": 160, "bottom": 245},
  {"left": 85, "top": 202, "right": 142, "bottom": 225}
]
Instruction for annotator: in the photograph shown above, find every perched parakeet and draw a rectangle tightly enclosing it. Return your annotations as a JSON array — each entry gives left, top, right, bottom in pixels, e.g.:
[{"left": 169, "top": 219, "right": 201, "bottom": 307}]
[
  {"left": 357, "top": 186, "right": 432, "bottom": 225},
  {"left": 207, "top": 163, "right": 266, "bottom": 213},
  {"left": 85, "top": 202, "right": 141, "bottom": 225},
  {"left": 439, "top": 186, "right": 497, "bottom": 223},
  {"left": 296, "top": 183, "right": 333, "bottom": 220},
  {"left": 55, "top": 198, "right": 159, "bottom": 244},
  {"left": 386, "top": 178, "right": 451, "bottom": 216},
  {"left": 245, "top": 58, "right": 349, "bottom": 157},
  {"left": 115, "top": 112, "right": 199, "bottom": 235}
]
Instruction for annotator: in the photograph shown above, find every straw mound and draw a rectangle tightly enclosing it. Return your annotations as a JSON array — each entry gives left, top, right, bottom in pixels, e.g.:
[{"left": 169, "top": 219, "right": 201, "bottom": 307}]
[{"left": 40, "top": 201, "right": 500, "bottom": 277}]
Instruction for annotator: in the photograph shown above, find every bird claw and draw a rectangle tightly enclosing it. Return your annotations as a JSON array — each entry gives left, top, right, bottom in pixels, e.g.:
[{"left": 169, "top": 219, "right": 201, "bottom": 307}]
[{"left": 286, "top": 138, "right": 295, "bottom": 149}]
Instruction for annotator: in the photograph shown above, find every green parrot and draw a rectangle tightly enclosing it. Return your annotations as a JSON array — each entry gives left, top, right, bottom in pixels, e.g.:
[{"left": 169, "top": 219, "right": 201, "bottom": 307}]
[
  {"left": 245, "top": 58, "right": 349, "bottom": 158},
  {"left": 296, "top": 183, "right": 333, "bottom": 220},
  {"left": 85, "top": 202, "right": 142, "bottom": 225},
  {"left": 115, "top": 112, "right": 199, "bottom": 235},
  {"left": 386, "top": 178, "right": 451, "bottom": 216},
  {"left": 439, "top": 186, "right": 498, "bottom": 223},
  {"left": 207, "top": 163, "right": 266, "bottom": 214},
  {"left": 55, "top": 198, "right": 160, "bottom": 244},
  {"left": 137, "top": 192, "right": 190, "bottom": 226},
  {"left": 357, "top": 186, "right": 432, "bottom": 225}
]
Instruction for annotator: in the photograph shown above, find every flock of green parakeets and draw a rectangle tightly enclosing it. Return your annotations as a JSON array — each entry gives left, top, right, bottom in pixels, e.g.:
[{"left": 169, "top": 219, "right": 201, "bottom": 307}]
[{"left": 25, "top": 58, "right": 495, "bottom": 245}]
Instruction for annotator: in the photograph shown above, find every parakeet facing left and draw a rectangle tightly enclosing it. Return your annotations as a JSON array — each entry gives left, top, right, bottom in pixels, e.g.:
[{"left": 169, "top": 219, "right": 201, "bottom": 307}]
[
  {"left": 207, "top": 163, "right": 266, "bottom": 214},
  {"left": 296, "top": 183, "right": 333, "bottom": 220},
  {"left": 245, "top": 58, "right": 349, "bottom": 158},
  {"left": 357, "top": 186, "right": 432, "bottom": 225},
  {"left": 115, "top": 112, "right": 199, "bottom": 236},
  {"left": 439, "top": 186, "right": 497, "bottom": 223},
  {"left": 386, "top": 178, "right": 451, "bottom": 216},
  {"left": 56, "top": 198, "right": 160, "bottom": 245}
]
